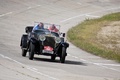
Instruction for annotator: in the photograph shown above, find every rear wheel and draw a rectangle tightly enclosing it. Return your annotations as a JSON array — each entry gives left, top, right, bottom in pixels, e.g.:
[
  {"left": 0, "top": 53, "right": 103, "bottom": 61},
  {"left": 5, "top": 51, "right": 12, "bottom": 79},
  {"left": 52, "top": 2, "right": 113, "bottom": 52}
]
[
  {"left": 22, "top": 49, "right": 27, "bottom": 57},
  {"left": 60, "top": 47, "right": 66, "bottom": 63},
  {"left": 29, "top": 43, "right": 35, "bottom": 60}
]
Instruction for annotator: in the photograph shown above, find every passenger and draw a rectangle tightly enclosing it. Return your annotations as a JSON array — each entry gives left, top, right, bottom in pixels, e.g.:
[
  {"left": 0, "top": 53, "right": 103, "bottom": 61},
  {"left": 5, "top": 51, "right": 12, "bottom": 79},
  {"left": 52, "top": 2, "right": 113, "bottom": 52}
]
[
  {"left": 49, "top": 24, "right": 59, "bottom": 33},
  {"left": 32, "top": 22, "right": 44, "bottom": 31}
]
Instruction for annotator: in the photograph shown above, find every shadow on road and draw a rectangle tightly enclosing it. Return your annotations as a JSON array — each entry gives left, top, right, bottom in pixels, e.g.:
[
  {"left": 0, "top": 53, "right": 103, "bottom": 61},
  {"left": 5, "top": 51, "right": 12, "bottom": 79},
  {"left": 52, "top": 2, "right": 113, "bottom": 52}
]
[
  {"left": 65, "top": 60, "right": 87, "bottom": 66},
  {"left": 34, "top": 57, "right": 87, "bottom": 66},
  {"left": 34, "top": 57, "right": 59, "bottom": 63}
]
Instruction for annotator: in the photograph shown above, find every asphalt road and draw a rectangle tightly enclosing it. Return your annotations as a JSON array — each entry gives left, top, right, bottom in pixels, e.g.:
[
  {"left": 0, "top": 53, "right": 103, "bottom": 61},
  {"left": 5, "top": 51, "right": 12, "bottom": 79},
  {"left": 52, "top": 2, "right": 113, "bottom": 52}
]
[{"left": 0, "top": 0, "right": 120, "bottom": 80}]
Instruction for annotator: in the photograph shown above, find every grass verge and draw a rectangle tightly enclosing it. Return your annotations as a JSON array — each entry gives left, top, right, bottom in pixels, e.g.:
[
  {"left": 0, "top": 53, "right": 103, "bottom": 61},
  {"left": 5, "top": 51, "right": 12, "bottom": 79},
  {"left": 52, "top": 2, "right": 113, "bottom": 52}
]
[{"left": 67, "top": 12, "right": 120, "bottom": 62}]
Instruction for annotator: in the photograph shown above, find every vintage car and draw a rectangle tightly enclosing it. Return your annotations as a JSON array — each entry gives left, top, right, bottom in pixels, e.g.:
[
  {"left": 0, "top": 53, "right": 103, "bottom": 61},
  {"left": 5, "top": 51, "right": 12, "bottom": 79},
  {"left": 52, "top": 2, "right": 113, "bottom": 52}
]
[{"left": 20, "top": 23, "right": 69, "bottom": 63}]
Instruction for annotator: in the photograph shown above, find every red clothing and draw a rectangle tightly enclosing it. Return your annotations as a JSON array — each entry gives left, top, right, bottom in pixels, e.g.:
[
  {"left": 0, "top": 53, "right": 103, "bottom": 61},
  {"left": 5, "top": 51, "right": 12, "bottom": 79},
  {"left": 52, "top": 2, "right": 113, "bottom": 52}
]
[{"left": 49, "top": 27, "right": 59, "bottom": 32}]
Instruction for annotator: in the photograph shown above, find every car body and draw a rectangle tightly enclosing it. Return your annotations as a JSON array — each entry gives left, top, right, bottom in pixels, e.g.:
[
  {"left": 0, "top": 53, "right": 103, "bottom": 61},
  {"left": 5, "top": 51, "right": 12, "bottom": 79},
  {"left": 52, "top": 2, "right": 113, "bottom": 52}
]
[{"left": 20, "top": 23, "right": 69, "bottom": 63}]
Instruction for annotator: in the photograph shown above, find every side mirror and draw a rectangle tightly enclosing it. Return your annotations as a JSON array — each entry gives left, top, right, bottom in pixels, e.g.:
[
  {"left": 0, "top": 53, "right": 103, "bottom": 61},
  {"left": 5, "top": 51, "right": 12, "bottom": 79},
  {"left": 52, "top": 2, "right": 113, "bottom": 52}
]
[{"left": 63, "top": 33, "right": 65, "bottom": 37}]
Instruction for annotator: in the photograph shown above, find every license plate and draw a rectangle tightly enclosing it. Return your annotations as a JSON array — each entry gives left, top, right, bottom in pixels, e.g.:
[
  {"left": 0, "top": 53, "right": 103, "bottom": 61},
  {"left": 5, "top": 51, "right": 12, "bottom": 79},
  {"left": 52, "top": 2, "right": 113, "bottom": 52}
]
[{"left": 42, "top": 50, "right": 53, "bottom": 54}]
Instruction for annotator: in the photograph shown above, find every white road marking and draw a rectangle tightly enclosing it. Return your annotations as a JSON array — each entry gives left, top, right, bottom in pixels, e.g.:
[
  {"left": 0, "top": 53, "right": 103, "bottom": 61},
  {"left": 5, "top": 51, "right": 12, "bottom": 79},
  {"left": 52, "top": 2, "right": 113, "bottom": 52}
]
[
  {"left": 0, "top": 12, "right": 13, "bottom": 17},
  {"left": 70, "top": 55, "right": 79, "bottom": 59},
  {"left": 27, "top": 5, "right": 41, "bottom": 10},
  {"left": 36, "top": 5, "right": 41, "bottom": 7},
  {"left": 85, "top": 14, "right": 100, "bottom": 18},
  {"left": 77, "top": 2, "right": 82, "bottom": 5},
  {"left": 80, "top": 59, "right": 87, "bottom": 62},
  {"left": 67, "top": 54, "right": 78, "bottom": 59},
  {"left": 26, "top": 67, "right": 38, "bottom": 71},
  {"left": 0, "top": 54, "right": 59, "bottom": 80},
  {"left": 60, "top": 6, "right": 120, "bottom": 23},
  {"left": 77, "top": 2, "right": 102, "bottom": 9},
  {"left": 99, "top": 0, "right": 110, "bottom": 2},
  {"left": 94, "top": 63, "right": 120, "bottom": 72},
  {"left": 29, "top": 68, "right": 59, "bottom": 80},
  {"left": 93, "top": 63, "right": 120, "bottom": 67},
  {"left": 68, "top": 54, "right": 120, "bottom": 72},
  {"left": 0, "top": 5, "right": 41, "bottom": 17},
  {"left": 60, "top": 14, "right": 85, "bottom": 23},
  {"left": 27, "top": 7, "right": 32, "bottom": 9}
]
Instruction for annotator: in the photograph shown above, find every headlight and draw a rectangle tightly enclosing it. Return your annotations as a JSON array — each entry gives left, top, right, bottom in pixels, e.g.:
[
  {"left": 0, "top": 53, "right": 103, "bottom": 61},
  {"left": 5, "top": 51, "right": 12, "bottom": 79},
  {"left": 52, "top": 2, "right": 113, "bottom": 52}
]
[
  {"left": 39, "top": 35, "right": 46, "bottom": 41},
  {"left": 55, "top": 37, "right": 61, "bottom": 43}
]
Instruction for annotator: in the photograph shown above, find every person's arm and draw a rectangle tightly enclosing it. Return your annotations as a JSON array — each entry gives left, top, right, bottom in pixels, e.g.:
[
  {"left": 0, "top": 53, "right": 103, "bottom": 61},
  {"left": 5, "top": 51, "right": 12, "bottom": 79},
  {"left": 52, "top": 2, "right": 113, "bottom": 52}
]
[
  {"left": 32, "top": 25, "right": 38, "bottom": 31},
  {"left": 54, "top": 28, "right": 59, "bottom": 32}
]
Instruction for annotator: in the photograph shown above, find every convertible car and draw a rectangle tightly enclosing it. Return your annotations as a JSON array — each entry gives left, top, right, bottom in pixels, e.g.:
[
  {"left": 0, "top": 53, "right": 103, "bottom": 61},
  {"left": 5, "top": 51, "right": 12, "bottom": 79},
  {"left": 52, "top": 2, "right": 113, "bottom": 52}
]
[{"left": 20, "top": 23, "right": 69, "bottom": 63}]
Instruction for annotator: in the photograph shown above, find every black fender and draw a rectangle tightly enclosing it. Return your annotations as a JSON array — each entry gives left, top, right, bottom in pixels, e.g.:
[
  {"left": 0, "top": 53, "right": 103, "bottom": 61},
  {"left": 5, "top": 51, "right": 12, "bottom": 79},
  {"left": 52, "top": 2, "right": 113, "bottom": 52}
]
[
  {"left": 55, "top": 42, "right": 69, "bottom": 57},
  {"left": 20, "top": 34, "right": 28, "bottom": 49},
  {"left": 61, "top": 42, "right": 69, "bottom": 48},
  {"left": 30, "top": 38, "right": 38, "bottom": 44},
  {"left": 29, "top": 38, "right": 43, "bottom": 54}
]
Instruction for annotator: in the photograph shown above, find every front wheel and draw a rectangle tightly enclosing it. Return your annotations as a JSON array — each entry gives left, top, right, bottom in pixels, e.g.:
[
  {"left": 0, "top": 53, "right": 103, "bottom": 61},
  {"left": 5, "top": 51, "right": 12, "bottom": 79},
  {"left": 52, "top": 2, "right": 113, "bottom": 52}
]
[
  {"left": 29, "top": 43, "right": 35, "bottom": 60},
  {"left": 60, "top": 47, "right": 66, "bottom": 63},
  {"left": 22, "top": 49, "right": 27, "bottom": 57}
]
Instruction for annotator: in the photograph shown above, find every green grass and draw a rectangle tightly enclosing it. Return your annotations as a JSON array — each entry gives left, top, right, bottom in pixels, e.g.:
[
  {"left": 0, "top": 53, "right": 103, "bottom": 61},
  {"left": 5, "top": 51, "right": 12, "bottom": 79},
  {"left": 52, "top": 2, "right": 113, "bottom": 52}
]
[{"left": 67, "top": 12, "right": 120, "bottom": 62}]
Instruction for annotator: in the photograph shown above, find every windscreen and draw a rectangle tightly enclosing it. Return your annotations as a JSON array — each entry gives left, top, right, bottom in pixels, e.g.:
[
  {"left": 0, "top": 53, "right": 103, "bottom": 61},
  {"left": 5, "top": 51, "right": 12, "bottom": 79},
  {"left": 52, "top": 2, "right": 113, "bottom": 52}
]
[
  {"left": 34, "top": 22, "right": 60, "bottom": 30},
  {"left": 34, "top": 29, "right": 51, "bottom": 35}
]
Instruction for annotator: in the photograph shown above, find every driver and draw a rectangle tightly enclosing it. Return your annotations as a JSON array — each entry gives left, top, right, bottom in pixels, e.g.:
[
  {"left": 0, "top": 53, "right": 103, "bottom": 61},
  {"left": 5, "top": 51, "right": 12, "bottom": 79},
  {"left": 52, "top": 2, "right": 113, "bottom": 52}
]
[
  {"left": 32, "top": 22, "right": 44, "bottom": 31},
  {"left": 49, "top": 24, "right": 59, "bottom": 33}
]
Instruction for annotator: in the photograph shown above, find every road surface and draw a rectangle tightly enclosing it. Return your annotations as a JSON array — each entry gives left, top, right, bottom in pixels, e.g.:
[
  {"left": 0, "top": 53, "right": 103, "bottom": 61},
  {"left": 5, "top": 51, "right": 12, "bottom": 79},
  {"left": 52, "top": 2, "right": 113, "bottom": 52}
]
[{"left": 0, "top": 0, "right": 120, "bottom": 80}]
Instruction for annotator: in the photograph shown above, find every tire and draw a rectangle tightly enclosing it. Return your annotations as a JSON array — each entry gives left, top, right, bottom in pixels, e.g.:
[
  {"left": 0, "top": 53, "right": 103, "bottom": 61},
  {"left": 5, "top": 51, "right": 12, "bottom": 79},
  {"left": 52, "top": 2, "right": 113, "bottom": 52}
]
[
  {"left": 60, "top": 47, "right": 66, "bottom": 63},
  {"left": 22, "top": 49, "right": 27, "bottom": 57},
  {"left": 29, "top": 42, "right": 35, "bottom": 60},
  {"left": 51, "top": 55, "right": 56, "bottom": 60}
]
